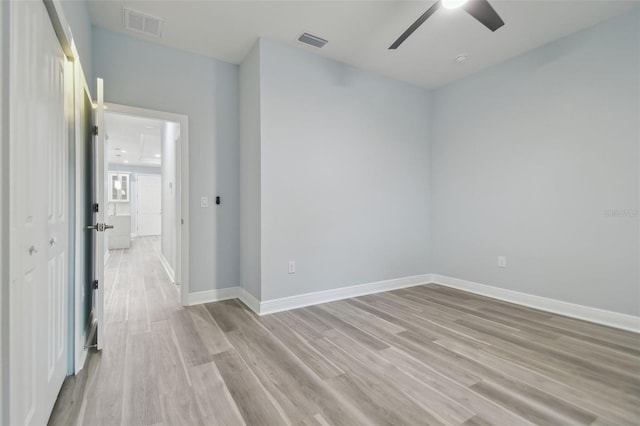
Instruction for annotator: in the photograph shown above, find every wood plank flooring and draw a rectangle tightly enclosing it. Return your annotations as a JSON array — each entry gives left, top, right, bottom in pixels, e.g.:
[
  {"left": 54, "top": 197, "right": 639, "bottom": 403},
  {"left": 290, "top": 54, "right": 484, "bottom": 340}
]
[{"left": 49, "top": 237, "right": 640, "bottom": 425}]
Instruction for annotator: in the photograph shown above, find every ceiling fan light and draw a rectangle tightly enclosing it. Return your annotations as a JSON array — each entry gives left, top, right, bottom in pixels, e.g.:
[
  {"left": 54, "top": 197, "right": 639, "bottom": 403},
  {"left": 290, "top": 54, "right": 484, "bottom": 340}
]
[{"left": 442, "top": 0, "right": 469, "bottom": 10}]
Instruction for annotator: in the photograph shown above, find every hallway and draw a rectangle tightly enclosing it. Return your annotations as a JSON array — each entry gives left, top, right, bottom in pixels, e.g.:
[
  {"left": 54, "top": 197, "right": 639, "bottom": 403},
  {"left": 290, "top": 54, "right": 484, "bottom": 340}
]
[{"left": 49, "top": 236, "right": 222, "bottom": 425}]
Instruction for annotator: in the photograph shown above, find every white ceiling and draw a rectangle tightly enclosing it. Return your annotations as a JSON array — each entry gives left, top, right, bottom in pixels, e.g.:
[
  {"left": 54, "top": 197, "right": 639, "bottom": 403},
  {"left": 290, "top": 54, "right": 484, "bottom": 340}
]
[
  {"left": 88, "top": 0, "right": 640, "bottom": 88},
  {"left": 105, "top": 111, "right": 164, "bottom": 167}
]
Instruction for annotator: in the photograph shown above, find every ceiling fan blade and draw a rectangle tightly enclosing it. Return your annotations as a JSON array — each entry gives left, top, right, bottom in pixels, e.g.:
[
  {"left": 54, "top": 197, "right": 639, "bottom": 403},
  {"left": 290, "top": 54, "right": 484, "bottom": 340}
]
[
  {"left": 463, "top": 0, "right": 505, "bottom": 32},
  {"left": 389, "top": 1, "right": 441, "bottom": 50}
]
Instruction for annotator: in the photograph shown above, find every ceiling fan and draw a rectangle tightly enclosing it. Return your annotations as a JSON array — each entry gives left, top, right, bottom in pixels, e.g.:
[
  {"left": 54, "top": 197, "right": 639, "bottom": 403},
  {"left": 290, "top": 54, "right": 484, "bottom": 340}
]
[{"left": 389, "top": 0, "right": 505, "bottom": 49}]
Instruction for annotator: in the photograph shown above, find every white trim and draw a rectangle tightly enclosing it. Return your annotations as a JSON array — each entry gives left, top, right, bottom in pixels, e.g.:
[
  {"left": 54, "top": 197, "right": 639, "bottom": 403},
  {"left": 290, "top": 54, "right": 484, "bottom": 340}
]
[
  {"left": 75, "top": 347, "right": 88, "bottom": 375},
  {"left": 104, "top": 103, "right": 189, "bottom": 307},
  {"left": 158, "top": 251, "right": 174, "bottom": 282},
  {"left": 43, "top": 0, "right": 74, "bottom": 59},
  {"left": 74, "top": 305, "right": 93, "bottom": 374},
  {"left": 187, "top": 287, "right": 240, "bottom": 306},
  {"left": 431, "top": 274, "right": 640, "bottom": 333},
  {"left": 0, "top": 3, "right": 6, "bottom": 424},
  {"left": 183, "top": 273, "right": 639, "bottom": 333},
  {"left": 238, "top": 288, "right": 261, "bottom": 313},
  {"left": 254, "top": 274, "right": 431, "bottom": 315},
  {"left": 103, "top": 250, "right": 110, "bottom": 266},
  {"left": 130, "top": 232, "right": 138, "bottom": 238}
]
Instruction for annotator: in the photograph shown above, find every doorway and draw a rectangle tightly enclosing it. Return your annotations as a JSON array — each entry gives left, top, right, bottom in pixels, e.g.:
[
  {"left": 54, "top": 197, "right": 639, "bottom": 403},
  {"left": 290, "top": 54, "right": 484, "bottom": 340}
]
[{"left": 101, "top": 105, "right": 188, "bottom": 299}]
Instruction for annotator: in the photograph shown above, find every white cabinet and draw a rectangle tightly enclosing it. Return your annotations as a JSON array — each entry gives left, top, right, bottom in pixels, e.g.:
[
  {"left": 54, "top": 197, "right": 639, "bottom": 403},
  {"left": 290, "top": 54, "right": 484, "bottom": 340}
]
[{"left": 109, "top": 172, "right": 130, "bottom": 202}]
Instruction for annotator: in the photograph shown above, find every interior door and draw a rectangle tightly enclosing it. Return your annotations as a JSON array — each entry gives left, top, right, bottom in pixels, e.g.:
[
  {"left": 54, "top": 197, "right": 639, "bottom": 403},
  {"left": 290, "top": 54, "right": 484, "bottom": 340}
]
[
  {"left": 90, "top": 78, "right": 108, "bottom": 350},
  {"left": 137, "top": 174, "right": 162, "bottom": 236},
  {"left": 9, "top": 0, "right": 69, "bottom": 424},
  {"left": 74, "top": 64, "right": 94, "bottom": 373}
]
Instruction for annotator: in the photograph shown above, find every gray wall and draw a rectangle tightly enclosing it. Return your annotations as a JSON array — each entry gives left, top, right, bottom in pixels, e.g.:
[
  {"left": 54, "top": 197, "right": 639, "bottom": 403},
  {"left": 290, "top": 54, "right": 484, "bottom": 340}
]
[
  {"left": 239, "top": 42, "right": 262, "bottom": 299},
  {"left": 59, "top": 0, "right": 92, "bottom": 85},
  {"left": 161, "top": 121, "right": 179, "bottom": 272},
  {"left": 93, "top": 27, "right": 240, "bottom": 292},
  {"left": 89, "top": 5, "right": 640, "bottom": 317},
  {"left": 430, "top": 11, "right": 640, "bottom": 316},
  {"left": 258, "top": 40, "right": 432, "bottom": 300}
]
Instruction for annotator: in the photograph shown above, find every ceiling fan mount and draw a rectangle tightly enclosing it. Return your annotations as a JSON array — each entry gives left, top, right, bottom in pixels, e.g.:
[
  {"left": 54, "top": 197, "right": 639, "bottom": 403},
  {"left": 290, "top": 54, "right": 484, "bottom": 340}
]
[{"left": 389, "top": 0, "right": 505, "bottom": 50}]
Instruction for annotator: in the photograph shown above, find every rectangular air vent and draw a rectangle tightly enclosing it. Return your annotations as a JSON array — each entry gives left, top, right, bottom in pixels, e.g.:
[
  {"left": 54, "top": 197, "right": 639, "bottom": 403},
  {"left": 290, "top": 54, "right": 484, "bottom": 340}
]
[
  {"left": 298, "top": 33, "right": 328, "bottom": 48},
  {"left": 123, "top": 8, "right": 163, "bottom": 38}
]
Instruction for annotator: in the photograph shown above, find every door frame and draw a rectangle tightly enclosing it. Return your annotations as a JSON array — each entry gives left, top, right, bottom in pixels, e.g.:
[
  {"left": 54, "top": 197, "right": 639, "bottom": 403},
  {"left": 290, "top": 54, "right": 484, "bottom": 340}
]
[
  {"left": 102, "top": 103, "right": 189, "bottom": 306},
  {"left": 0, "top": 2, "right": 7, "bottom": 424}
]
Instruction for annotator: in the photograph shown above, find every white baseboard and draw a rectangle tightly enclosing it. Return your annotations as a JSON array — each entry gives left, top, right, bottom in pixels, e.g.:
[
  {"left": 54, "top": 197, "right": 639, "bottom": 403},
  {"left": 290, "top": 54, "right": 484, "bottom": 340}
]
[
  {"left": 184, "top": 273, "right": 639, "bottom": 333},
  {"left": 158, "top": 252, "right": 175, "bottom": 283},
  {"left": 75, "top": 347, "right": 89, "bottom": 375},
  {"left": 255, "top": 274, "right": 432, "bottom": 315},
  {"left": 187, "top": 287, "right": 240, "bottom": 306},
  {"left": 431, "top": 274, "right": 640, "bottom": 333},
  {"left": 185, "top": 274, "right": 430, "bottom": 315},
  {"left": 186, "top": 286, "right": 263, "bottom": 313},
  {"left": 238, "top": 288, "right": 261, "bottom": 313}
]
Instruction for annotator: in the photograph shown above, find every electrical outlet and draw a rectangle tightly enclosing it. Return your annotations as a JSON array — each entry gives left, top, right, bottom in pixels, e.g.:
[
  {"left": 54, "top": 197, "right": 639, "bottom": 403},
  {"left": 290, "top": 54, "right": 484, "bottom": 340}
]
[
  {"left": 498, "top": 256, "right": 507, "bottom": 268},
  {"left": 288, "top": 261, "right": 296, "bottom": 274},
  {"left": 200, "top": 196, "right": 208, "bottom": 208}
]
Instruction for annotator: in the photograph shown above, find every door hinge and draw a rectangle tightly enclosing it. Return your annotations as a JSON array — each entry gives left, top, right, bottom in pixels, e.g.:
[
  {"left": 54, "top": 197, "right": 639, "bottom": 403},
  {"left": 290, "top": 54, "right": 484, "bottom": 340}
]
[
  {"left": 181, "top": 219, "right": 184, "bottom": 225},
  {"left": 92, "top": 280, "right": 99, "bottom": 290},
  {"left": 93, "top": 125, "right": 99, "bottom": 136},
  {"left": 93, "top": 203, "right": 99, "bottom": 213}
]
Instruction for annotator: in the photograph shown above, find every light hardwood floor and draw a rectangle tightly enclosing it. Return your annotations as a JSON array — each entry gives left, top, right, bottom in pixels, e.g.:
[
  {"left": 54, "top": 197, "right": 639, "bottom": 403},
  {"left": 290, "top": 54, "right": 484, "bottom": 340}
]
[{"left": 49, "top": 236, "right": 640, "bottom": 425}]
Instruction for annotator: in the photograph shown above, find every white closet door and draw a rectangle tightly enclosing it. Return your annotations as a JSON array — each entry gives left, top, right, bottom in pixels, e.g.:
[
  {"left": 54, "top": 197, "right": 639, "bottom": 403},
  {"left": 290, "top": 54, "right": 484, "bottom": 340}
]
[
  {"left": 43, "top": 12, "right": 69, "bottom": 415},
  {"left": 137, "top": 174, "right": 162, "bottom": 236},
  {"left": 9, "top": 1, "right": 69, "bottom": 425}
]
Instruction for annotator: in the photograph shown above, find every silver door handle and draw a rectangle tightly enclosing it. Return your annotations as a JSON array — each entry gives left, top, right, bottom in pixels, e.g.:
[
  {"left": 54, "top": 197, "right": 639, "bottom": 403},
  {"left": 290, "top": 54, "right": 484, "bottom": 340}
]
[
  {"left": 50, "top": 237, "right": 57, "bottom": 246},
  {"left": 87, "top": 223, "right": 114, "bottom": 232},
  {"left": 29, "top": 245, "right": 38, "bottom": 255}
]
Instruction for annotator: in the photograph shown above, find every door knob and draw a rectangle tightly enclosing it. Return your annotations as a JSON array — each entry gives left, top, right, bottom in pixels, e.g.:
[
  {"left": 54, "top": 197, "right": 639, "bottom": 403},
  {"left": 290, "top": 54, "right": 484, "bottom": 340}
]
[
  {"left": 50, "top": 237, "right": 57, "bottom": 246},
  {"left": 88, "top": 223, "right": 114, "bottom": 232},
  {"left": 29, "top": 245, "right": 38, "bottom": 255}
]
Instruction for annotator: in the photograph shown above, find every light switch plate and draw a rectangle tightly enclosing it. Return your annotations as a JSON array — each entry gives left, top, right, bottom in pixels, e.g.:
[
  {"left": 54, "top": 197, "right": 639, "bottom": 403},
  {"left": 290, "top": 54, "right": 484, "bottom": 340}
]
[{"left": 200, "top": 196, "right": 208, "bottom": 208}]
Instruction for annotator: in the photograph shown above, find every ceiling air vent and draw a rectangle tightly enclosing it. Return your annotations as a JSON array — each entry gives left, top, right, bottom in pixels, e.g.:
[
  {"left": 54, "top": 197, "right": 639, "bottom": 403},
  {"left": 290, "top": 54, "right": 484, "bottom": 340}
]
[
  {"left": 123, "top": 8, "right": 163, "bottom": 38},
  {"left": 298, "top": 33, "right": 328, "bottom": 48}
]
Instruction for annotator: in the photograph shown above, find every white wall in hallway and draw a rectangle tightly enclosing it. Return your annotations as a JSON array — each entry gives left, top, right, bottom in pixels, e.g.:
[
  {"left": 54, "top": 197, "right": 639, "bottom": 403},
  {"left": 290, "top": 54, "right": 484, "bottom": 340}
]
[
  {"left": 161, "top": 121, "right": 178, "bottom": 272},
  {"left": 239, "top": 41, "right": 262, "bottom": 299}
]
